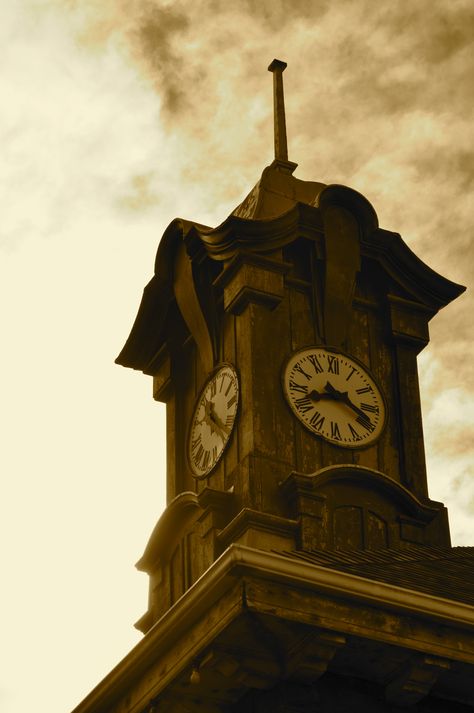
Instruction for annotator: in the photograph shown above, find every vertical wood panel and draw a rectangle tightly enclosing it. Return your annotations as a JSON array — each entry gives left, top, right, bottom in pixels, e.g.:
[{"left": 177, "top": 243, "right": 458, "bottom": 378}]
[
  {"left": 178, "top": 341, "right": 197, "bottom": 495},
  {"left": 347, "top": 305, "right": 372, "bottom": 469},
  {"left": 395, "top": 344, "right": 428, "bottom": 497},
  {"left": 166, "top": 393, "right": 177, "bottom": 504},
  {"left": 223, "top": 312, "right": 238, "bottom": 491},
  {"left": 370, "top": 312, "right": 401, "bottom": 484},
  {"left": 288, "top": 285, "right": 322, "bottom": 473},
  {"left": 234, "top": 302, "right": 256, "bottom": 508}
]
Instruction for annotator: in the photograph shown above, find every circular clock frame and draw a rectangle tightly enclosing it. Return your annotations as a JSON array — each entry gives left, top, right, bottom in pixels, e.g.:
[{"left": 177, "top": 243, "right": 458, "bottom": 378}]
[
  {"left": 282, "top": 347, "right": 386, "bottom": 449},
  {"left": 187, "top": 363, "right": 239, "bottom": 479}
]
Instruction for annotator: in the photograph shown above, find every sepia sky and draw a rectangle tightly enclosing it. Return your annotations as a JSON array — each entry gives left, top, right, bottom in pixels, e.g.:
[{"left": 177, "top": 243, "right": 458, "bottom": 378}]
[{"left": 1, "top": 1, "right": 473, "bottom": 712}]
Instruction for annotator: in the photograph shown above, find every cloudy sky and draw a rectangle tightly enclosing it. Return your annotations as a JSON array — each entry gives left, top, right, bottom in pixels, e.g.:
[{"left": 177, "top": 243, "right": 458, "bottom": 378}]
[{"left": 1, "top": 1, "right": 473, "bottom": 711}]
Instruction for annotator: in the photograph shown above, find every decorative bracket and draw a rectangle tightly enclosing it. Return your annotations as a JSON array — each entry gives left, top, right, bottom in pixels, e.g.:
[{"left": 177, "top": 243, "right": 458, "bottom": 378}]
[
  {"left": 385, "top": 655, "right": 451, "bottom": 706},
  {"left": 286, "top": 629, "right": 346, "bottom": 683}
]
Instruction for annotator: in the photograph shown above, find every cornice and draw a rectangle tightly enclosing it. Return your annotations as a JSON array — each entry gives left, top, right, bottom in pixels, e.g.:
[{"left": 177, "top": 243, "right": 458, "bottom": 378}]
[
  {"left": 136, "top": 492, "right": 201, "bottom": 571},
  {"left": 71, "top": 544, "right": 474, "bottom": 713}
]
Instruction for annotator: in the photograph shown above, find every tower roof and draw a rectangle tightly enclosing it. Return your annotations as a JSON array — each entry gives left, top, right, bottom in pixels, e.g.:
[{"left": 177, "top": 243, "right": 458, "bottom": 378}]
[
  {"left": 115, "top": 191, "right": 464, "bottom": 374},
  {"left": 116, "top": 58, "right": 465, "bottom": 373}
]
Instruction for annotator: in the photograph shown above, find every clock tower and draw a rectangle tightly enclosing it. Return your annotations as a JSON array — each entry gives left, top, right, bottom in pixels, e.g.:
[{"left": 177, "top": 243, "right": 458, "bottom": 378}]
[
  {"left": 116, "top": 60, "right": 462, "bottom": 618},
  {"left": 73, "top": 61, "right": 474, "bottom": 713}
]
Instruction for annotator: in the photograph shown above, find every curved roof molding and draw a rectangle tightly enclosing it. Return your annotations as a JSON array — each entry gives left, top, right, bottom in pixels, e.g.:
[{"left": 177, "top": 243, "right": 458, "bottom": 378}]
[
  {"left": 363, "top": 228, "right": 465, "bottom": 309},
  {"left": 116, "top": 174, "right": 464, "bottom": 373},
  {"left": 136, "top": 491, "right": 201, "bottom": 572},
  {"left": 116, "top": 218, "right": 214, "bottom": 371},
  {"left": 315, "top": 184, "right": 379, "bottom": 237},
  {"left": 292, "top": 464, "right": 441, "bottom": 522},
  {"left": 115, "top": 207, "right": 325, "bottom": 370},
  {"left": 195, "top": 202, "right": 324, "bottom": 260}
]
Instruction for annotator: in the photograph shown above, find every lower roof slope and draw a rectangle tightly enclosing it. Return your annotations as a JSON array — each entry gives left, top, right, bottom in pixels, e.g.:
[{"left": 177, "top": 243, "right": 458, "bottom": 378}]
[{"left": 282, "top": 546, "right": 474, "bottom": 606}]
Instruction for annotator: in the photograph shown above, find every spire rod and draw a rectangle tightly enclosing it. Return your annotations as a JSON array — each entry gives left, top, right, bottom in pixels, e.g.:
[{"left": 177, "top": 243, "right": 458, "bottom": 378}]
[{"left": 268, "top": 58, "right": 289, "bottom": 162}]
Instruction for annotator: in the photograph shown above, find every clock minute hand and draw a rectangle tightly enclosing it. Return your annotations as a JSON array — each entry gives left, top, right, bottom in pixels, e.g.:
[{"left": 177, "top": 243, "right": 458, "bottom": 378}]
[{"left": 324, "top": 382, "right": 373, "bottom": 426}]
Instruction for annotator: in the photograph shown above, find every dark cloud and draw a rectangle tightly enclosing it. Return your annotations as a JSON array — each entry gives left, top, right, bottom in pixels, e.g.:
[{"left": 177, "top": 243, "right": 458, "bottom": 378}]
[
  {"left": 425, "top": 18, "right": 473, "bottom": 64},
  {"left": 380, "top": 3, "right": 474, "bottom": 65},
  {"left": 240, "top": 0, "right": 329, "bottom": 27},
  {"left": 128, "top": 3, "right": 190, "bottom": 113},
  {"left": 58, "top": 0, "right": 473, "bottom": 357},
  {"left": 415, "top": 147, "right": 474, "bottom": 196}
]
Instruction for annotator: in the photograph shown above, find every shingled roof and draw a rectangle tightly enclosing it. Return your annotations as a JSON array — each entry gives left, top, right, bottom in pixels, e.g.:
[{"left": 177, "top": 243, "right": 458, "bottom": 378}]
[{"left": 282, "top": 546, "right": 474, "bottom": 606}]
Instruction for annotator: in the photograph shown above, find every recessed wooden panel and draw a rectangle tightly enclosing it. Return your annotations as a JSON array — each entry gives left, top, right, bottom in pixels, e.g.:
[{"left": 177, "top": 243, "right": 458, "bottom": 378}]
[
  {"left": 334, "top": 506, "right": 363, "bottom": 550},
  {"left": 367, "top": 510, "right": 389, "bottom": 549}
]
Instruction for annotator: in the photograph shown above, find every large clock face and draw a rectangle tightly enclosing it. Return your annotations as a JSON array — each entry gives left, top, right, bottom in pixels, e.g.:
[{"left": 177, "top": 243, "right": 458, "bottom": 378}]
[
  {"left": 188, "top": 364, "right": 239, "bottom": 479},
  {"left": 283, "top": 347, "right": 386, "bottom": 448}
]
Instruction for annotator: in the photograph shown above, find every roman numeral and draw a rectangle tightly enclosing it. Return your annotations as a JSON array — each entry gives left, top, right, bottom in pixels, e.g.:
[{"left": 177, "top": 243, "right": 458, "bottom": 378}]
[
  {"left": 360, "top": 402, "right": 379, "bottom": 414},
  {"left": 226, "top": 414, "right": 233, "bottom": 427},
  {"left": 356, "top": 386, "right": 372, "bottom": 395},
  {"left": 327, "top": 355, "right": 339, "bottom": 374},
  {"left": 330, "top": 421, "right": 342, "bottom": 440},
  {"left": 310, "top": 411, "right": 325, "bottom": 431},
  {"left": 227, "top": 394, "right": 237, "bottom": 409},
  {"left": 308, "top": 354, "right": 324, "bottom": 374},
  {"left": 346, "top": 366, "right": 357, "bottom": 381},
  {"left": 193, "top": 443, "right": 204, "bottom": 466},
  {"left": 289, "top": 380, "right": 307, "bottom": 394},
  {"left": 295, "top": 396, "right": 313, "bottom": 414},
  {"left": 356, "top": 415, "right": 375, "bottom": 432},
  {"left": 348, "top": 423, "right": 362, "bottom": 441},
  {"left": 293, "top": 363, "right": 311, "bottom": 380},
  {"left": 224, "top": 378, "right": 232, "bottom": 396},
  {"left": 210, "top": 379, "right": 217, "bottom": 397},
  {"left": 212, "top": 446, "right": 218, "bottom": 463},
  {"left": 191, "top": 435, "right": 201, "bottom": 452},
  {"left": 202, "top": 450, "right": 210, "bottom": 470},
  {"left": 219, "top": 375, "right": 225, "bottom": 392}
]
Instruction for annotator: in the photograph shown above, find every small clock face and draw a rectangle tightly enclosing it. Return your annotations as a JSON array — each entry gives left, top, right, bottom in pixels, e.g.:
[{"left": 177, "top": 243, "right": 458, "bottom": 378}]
[
  {"left": 188, "top": 364, "right": 239, "bottom": 478},
  {"left": 283, "top": 348, "right": 386, "bottom": 448}
]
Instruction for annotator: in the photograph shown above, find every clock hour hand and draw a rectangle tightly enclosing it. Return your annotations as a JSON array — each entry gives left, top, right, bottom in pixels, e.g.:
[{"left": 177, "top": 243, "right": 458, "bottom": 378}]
[
  {"left": 209, "top": 404, "right": 230, "bottom": 439},
  {"left": 200, "top": 400, "right": 223, "bottom": 434},
  {"left": 307, "top": 388, "right": 336, "bottom": 402}
]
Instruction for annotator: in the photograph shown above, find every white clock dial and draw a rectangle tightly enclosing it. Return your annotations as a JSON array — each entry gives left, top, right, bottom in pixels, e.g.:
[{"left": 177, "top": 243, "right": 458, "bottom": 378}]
[
  {"left": 283, "top": 348, "right": 386, "bottom": 448},
  {"left": 188, "top": 364, "right": 239, "bottom": 478}
]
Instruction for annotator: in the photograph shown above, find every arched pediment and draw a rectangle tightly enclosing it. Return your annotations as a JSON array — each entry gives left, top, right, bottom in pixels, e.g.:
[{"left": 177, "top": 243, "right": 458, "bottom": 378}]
[
  {"left": 309, "top": 464, "right": 440, "bottom": 522},
  {"left": 281, "top": 466, "right": 450, "bottom": 551}
]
